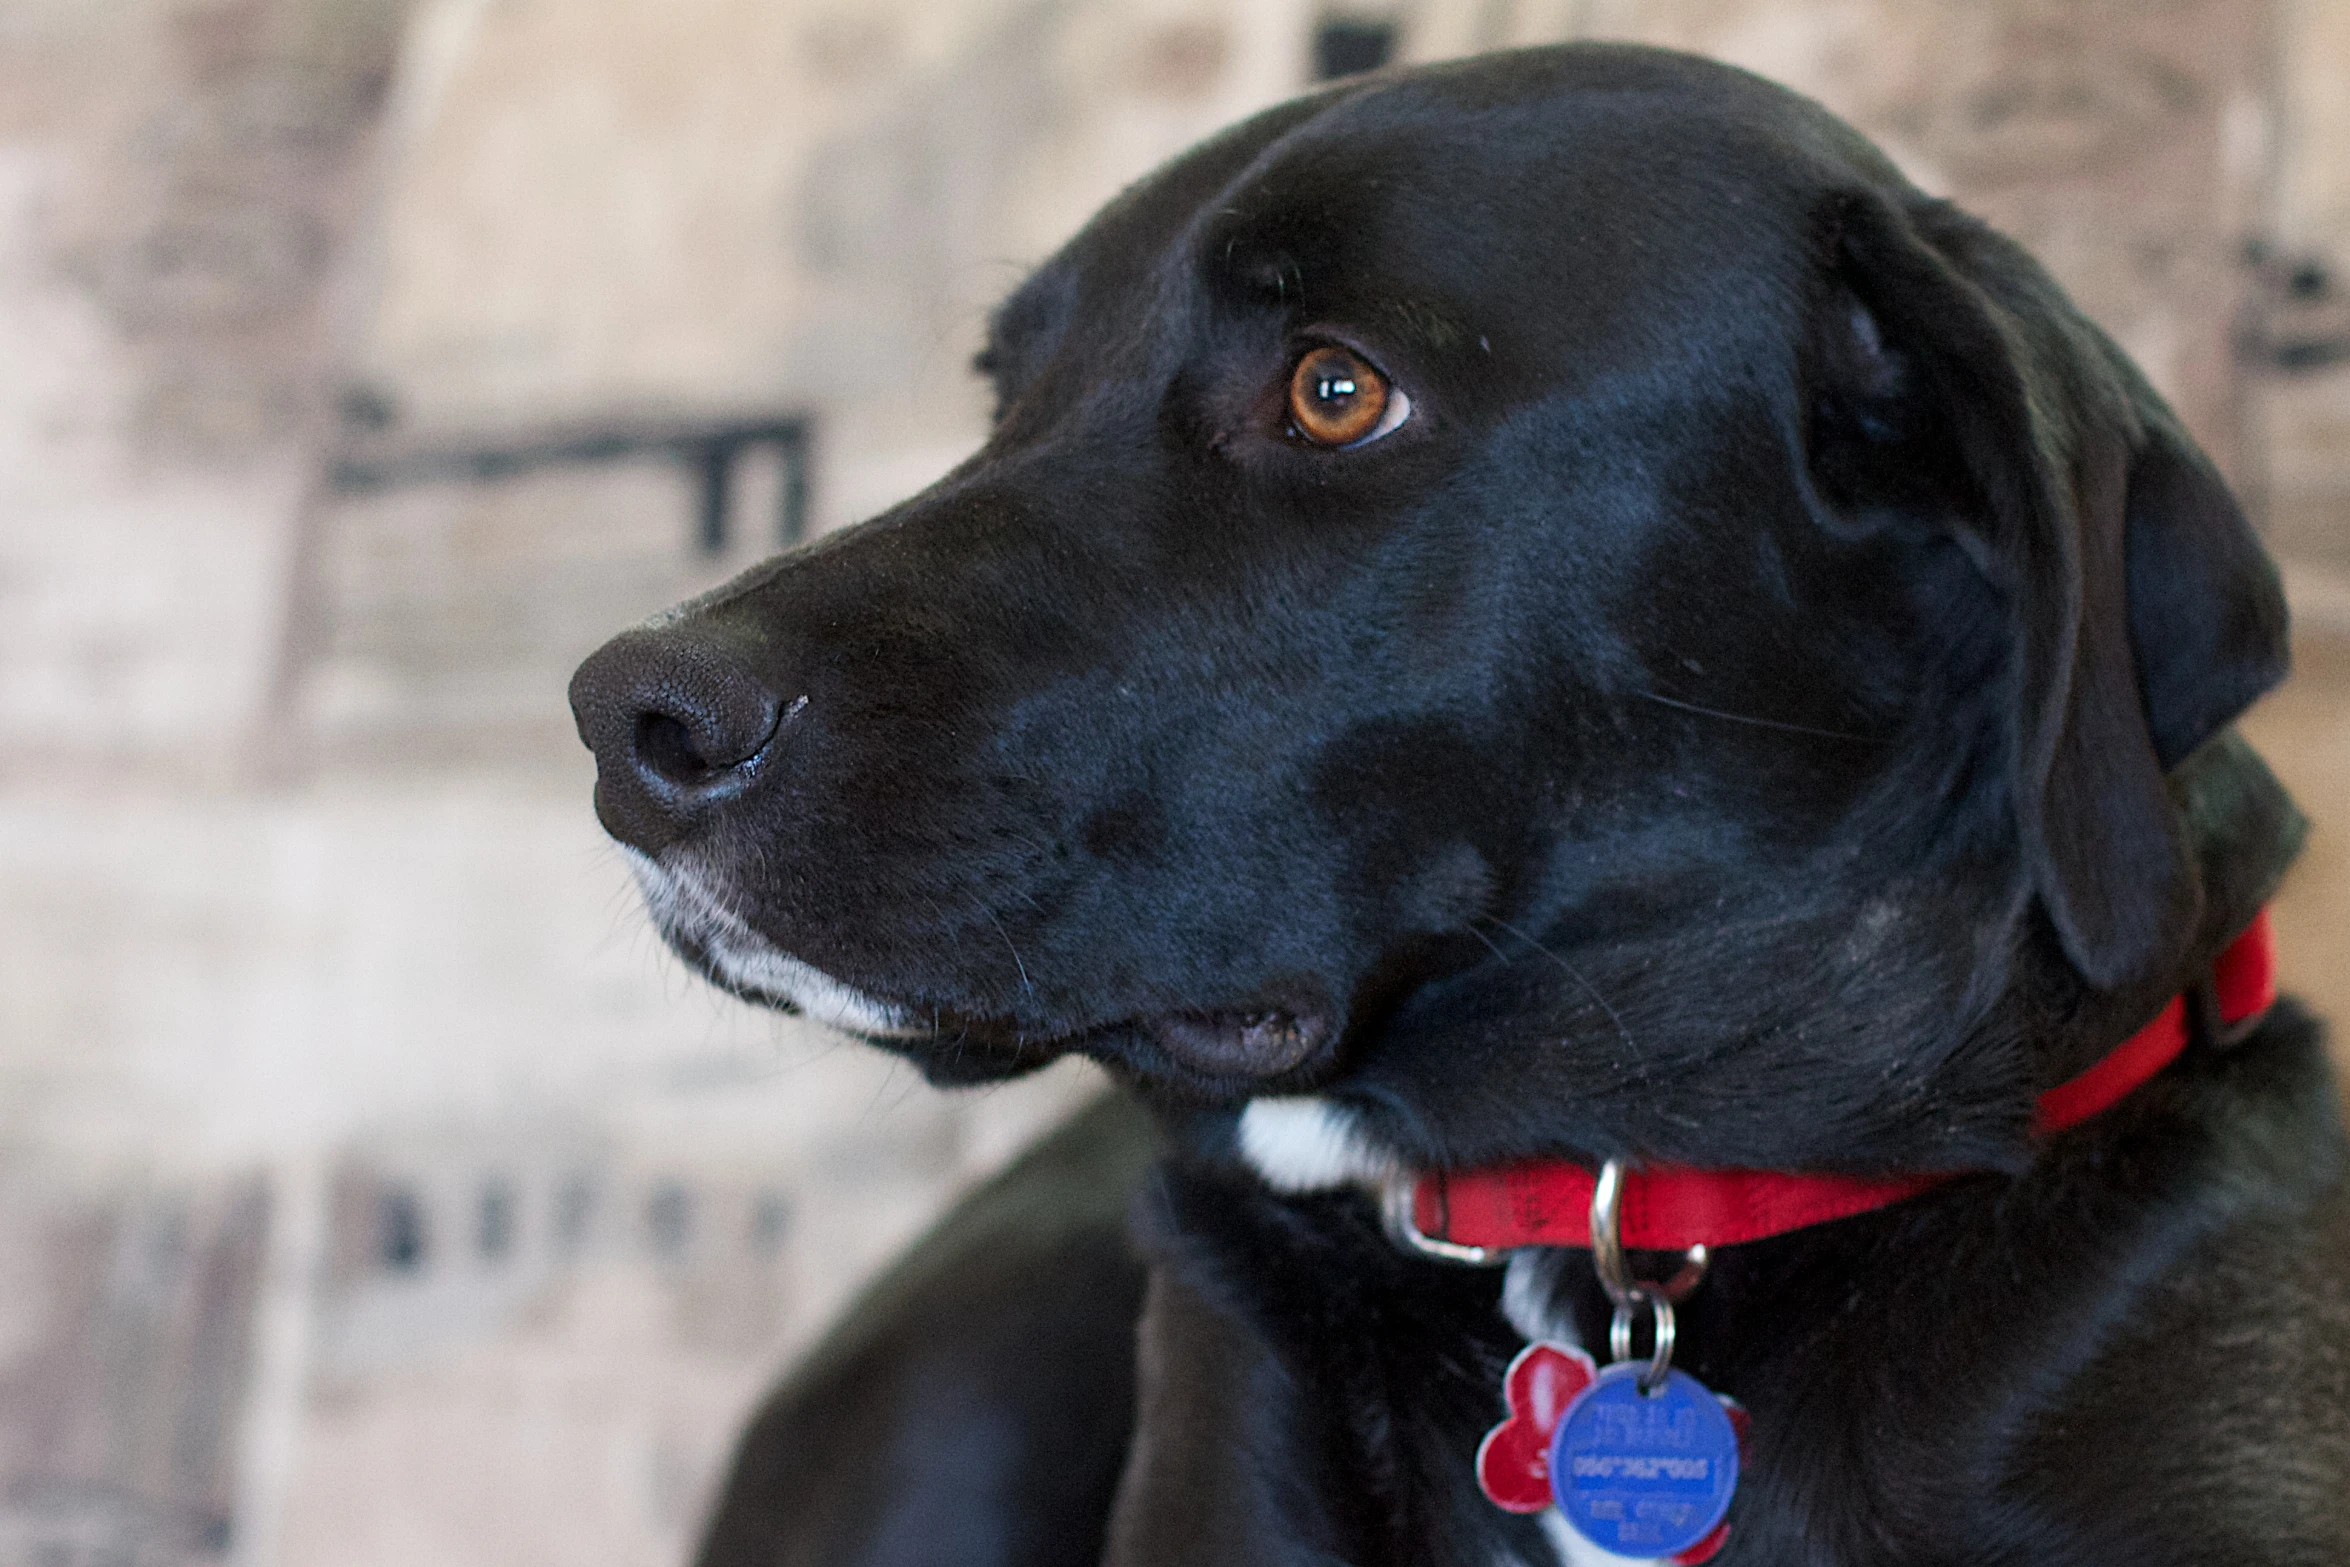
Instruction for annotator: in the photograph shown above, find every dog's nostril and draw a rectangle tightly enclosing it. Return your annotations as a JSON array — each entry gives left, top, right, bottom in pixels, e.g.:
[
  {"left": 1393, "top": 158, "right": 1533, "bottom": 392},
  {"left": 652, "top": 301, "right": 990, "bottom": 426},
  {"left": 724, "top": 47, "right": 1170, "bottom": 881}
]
[
  {"left": 627, "top": 688, "right": 781, "bottom": 792},
  {"left": 635, "top": 710, "right": 722, "bottom": 785},
  {"left": 629, "top": 694, "right": 781, "bottom": 786}
]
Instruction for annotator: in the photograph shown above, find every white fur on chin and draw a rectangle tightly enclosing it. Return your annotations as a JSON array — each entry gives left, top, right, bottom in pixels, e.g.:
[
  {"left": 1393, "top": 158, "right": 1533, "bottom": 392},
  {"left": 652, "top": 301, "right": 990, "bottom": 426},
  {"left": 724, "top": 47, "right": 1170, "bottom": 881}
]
[{"left": 622, "top": 847, "right": 928, "bottom": 1037}]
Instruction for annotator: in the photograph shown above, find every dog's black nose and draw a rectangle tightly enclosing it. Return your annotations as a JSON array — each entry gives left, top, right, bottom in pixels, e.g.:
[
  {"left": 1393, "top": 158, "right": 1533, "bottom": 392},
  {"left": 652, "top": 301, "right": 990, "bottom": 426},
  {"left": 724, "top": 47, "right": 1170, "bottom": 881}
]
[{"left": 569, "top": 627, "right": 785, "bottom": 851}]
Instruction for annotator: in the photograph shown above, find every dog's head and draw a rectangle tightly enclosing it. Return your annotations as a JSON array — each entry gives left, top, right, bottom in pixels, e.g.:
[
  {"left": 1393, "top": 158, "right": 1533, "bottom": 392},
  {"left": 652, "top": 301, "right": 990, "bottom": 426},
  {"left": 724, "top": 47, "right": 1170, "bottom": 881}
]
[{"left": 571, "top": 46, "right": 2290, "bottom": 1174}]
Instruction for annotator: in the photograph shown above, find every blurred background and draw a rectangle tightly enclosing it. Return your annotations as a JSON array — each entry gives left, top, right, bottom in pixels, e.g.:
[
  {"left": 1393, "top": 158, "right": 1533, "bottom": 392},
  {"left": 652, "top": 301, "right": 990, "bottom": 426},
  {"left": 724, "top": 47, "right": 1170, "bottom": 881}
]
[{"left": 0, "top": 1, "right": 2346, "bottom": 1563}]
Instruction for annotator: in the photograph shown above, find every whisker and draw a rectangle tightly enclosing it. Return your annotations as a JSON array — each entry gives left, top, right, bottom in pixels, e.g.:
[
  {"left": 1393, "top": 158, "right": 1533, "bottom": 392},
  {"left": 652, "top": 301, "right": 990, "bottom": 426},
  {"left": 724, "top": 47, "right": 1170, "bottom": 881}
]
[
  {"left": 919, "top": 894, "right": 964, "bottom": 953},
  {"left": 1461, "top": 920, "right": 1511, "bottom": 962},
  {"left": 1480, "top": 914, "right": 1635, "bottom": 1052},
  {"left": 861, "top": 1057, "right": 904, "bottom": 1123},
  {"left": 1634, "top": 688, "right": 1881, "bottom": 745},
  {"left": 980, "top": 905, "right": 1035, "bottom": 997}
]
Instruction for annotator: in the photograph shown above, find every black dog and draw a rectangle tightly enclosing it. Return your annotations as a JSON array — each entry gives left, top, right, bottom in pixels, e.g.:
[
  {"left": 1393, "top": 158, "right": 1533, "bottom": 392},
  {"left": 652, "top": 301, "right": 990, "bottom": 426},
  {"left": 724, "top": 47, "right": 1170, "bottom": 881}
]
[{"left": 571, "top": 44, "right": 2348, "bottom": 1565}]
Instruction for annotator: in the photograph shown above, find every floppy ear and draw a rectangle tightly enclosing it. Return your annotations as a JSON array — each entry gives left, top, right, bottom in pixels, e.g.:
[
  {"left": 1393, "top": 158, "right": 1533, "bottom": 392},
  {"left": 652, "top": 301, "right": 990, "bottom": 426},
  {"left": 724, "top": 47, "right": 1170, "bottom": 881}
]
[{"left": 1812, "top": 192, "right": 2289, "bottom": 991}]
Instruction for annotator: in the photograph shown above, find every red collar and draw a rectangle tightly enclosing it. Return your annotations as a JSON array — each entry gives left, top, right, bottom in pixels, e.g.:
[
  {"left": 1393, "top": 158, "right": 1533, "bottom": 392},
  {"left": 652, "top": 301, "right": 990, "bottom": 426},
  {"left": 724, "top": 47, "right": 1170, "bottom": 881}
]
[{"left": 1406, "top": 911, "right": 2279, "bottom": 1254}]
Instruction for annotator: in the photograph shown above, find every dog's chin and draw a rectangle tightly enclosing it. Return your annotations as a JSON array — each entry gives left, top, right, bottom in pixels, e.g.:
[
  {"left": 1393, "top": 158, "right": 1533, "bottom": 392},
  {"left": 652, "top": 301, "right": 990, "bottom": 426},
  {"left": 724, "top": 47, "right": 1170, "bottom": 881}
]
[
  {"left": 621, "top": 850, "right": 1346, "bottom": 1095},
  {"left": 621, "top": 848, "right": 930, "bottom": 1040},
  {"left": 916, "top": 1009, "right": 1342, "bottom": 1104}
]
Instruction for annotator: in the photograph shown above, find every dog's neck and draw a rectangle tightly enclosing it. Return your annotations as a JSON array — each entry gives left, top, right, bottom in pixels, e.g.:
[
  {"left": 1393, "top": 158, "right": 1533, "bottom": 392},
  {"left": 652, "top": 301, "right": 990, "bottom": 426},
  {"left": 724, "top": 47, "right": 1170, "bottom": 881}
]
[{"left": 1236, "top": 730, "right": 2305, "bottom": 1207}]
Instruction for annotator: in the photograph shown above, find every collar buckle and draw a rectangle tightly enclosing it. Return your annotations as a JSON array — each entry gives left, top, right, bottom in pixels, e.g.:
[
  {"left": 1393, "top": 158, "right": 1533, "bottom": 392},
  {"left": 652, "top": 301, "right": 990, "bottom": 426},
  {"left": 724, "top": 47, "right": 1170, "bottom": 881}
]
[{"left": 1381, "top": 1177, "right": 1510, "bottom": 1267}]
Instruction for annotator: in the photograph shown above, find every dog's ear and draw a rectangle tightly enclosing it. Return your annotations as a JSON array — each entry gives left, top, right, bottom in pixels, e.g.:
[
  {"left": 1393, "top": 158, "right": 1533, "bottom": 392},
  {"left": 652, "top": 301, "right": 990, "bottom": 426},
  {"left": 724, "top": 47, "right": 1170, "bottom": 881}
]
[{"left": 1809, "top": 192, "right": 2289, "bottom": 991}]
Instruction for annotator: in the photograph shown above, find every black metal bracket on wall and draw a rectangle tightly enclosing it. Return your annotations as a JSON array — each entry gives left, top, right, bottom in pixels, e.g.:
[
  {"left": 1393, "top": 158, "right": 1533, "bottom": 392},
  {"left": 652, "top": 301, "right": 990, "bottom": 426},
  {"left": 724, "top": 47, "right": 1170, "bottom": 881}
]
[
  {"left": 332, "top": 415, "right": 815, "bottom": 555},
  {"left": 2239, "top": 242, "right": 2350, "bottom": 376}
]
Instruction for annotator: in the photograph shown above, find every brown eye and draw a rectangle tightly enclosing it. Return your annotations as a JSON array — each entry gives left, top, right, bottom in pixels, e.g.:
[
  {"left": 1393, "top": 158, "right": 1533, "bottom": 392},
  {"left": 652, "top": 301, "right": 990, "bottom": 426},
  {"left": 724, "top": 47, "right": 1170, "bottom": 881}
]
[{"left": 1287, "top": 345, "right": 1391, "bottom": 446}]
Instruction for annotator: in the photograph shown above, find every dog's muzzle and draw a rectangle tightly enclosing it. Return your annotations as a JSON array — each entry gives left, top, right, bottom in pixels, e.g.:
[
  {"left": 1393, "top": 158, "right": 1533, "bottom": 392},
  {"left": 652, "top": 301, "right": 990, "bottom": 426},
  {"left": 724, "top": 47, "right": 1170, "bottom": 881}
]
[{"left": 619, "top": 846, "right": 928, "bottom": 1038}]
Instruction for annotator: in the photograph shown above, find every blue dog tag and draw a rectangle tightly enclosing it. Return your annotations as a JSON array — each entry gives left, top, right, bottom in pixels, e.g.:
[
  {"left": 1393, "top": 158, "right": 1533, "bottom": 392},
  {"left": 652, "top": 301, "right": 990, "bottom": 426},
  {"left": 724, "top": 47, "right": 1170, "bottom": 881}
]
[{"left": 1550, "top": 1363, "right": 1739, "bottom": 1558}]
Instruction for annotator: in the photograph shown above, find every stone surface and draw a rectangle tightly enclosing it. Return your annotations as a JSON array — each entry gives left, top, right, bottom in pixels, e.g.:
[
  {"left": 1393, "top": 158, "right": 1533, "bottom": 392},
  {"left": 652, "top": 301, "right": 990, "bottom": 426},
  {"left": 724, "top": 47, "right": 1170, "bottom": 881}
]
[{"left": 0, "top": 1174, "right": 263, "bottom": 1567}]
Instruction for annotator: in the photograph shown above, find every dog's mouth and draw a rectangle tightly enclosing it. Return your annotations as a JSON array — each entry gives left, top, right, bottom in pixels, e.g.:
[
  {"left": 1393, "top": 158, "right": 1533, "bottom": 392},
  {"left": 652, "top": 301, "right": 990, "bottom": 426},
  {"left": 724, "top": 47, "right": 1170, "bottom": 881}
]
[
  {"left": 1141, "top": 1010, "right": 1331, "bottom": 1077},
  {"left": 624, "top": 850, "right": 1338, "bottom": 1091}
]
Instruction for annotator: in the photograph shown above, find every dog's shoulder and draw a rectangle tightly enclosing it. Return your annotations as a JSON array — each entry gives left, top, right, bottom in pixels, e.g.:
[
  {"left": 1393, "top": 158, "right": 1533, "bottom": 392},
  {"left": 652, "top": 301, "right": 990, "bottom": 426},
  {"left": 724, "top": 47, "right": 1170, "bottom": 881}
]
[
  {"left": 694, "top": 1093, "right": 1157, "bottom": 1567},
  {"left": 2001, "top": 1001, "right": 2350, "bottom": 1560}
]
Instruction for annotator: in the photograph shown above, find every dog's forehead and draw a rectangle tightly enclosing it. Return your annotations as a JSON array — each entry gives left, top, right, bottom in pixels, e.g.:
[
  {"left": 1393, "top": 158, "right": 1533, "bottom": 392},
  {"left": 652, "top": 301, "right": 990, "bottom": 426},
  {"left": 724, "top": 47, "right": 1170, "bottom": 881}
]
[{"left": 994, "top": 46, "right": 1901, "bottom": 376}]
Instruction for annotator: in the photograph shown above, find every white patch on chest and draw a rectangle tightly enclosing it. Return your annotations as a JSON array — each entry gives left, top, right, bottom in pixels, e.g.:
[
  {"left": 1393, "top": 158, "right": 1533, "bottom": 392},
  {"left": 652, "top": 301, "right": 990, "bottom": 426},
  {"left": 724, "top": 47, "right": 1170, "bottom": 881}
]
[
  {"left": 1235, "top": 1096, "right": 1400, "bottom": 1192},
  {"left": 1497, "top": 1255, "right": 1663, "bottom": 1567},
  {"left": 1500, "top": 1249, "right": 1583, "bottom": 1347},
  {"left": 1237, "top": 1112, "right": 1664, "bottom": 1567}
]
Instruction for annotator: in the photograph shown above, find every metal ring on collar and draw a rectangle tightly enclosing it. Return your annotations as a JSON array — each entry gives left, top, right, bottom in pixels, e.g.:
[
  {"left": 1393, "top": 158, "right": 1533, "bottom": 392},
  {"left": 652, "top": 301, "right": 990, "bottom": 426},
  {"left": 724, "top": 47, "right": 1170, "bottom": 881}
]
[
  {"left": 1588, "top": 1159, "right": 1710, "bottom": 1305},
  {"left": 1591, "top": 1159, "right": 1708, "bottom": 1392},
  {"left": 1609, "top": 1291, "right": 1679, "bottom": 1393}
]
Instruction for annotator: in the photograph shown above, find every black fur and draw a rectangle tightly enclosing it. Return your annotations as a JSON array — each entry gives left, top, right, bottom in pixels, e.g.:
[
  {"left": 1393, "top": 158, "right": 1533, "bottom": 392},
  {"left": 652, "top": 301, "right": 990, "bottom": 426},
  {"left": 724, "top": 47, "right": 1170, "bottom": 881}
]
[
  {"left": 570, "top": 45, "right": 2339, "bottom": 1566},
  {"left": 693, "top": 1096, "right": 1153, "bottom": 1567}
]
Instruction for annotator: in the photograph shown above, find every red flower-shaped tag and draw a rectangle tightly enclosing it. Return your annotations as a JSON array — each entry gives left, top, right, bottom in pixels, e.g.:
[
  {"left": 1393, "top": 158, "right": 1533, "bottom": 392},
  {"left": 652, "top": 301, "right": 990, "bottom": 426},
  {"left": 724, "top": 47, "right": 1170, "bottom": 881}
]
[
  {"left": 1475, "top": 1343, "right": 1752, "bottom": 1564},
  {"left": 1474, "top": 1342, "right": 1597, "bottom": 1512}
]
